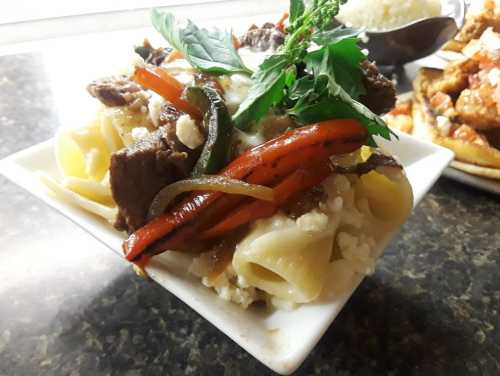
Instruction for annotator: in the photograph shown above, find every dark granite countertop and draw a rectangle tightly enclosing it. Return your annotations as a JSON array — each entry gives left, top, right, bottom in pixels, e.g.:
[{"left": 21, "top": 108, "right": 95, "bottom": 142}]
[{"left": 0, "top": 53, "right": 499, "bottom": 376}]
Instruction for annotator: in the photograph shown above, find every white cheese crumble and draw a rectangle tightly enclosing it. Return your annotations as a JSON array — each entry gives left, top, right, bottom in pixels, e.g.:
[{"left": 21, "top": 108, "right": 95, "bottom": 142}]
[
  {"left": 238, "top": 47, "right": 269, "bottom": 71},
  {"left": 479, "top": 28, "right": 500, "bottom": 58},
  {"left": 193, "top": 264, "right": 258, "bottom": 309},
  {"left": 436, "top": 115, "right": 452, "bottom": 137},
  {"left": 131, "top": 127, "right": 150, "bottom": 141},
  {"left": 219, "top": 74, "right": 253, "bottom": 113},
  {"left": 147, "top": 92, "right": 164, "bottom": 128},
  {"left": 337, "top": 232, "right": 376, "bottom": 274},
  {"left": 487, "top": 68, "right": 500, "bottom": 87},
  {"left": 296, "top": 210, "right": 329, "bottom": 233},
  {"left": 175, "top": 114, "right": 204, "bottom": 149},
  {"left": 328, "top": 196, "right": 344, "bottom": 213},
  {"left": 161, "top": 58, "right": 195, "bottom": 85}
]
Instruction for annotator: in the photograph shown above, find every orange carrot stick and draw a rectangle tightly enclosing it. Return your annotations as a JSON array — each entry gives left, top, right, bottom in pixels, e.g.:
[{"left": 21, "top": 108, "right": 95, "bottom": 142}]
[
  {"left": 232, "top": 34, "right": 241, "bottom": 49},
  {"left": 200, "top": 160, "right": 333, "bottom": 239},
  {"left": 220, "top": 119, "right": 366, "bottom": 179},
  {"left": 276, "top": 12, "right": 289, "bottom": 32},
  {"left": 165, "top": 49, "right": 184, "bottom": 63},
  {"left": 133, "top": 65, "right": 202, "bottom": 120}
]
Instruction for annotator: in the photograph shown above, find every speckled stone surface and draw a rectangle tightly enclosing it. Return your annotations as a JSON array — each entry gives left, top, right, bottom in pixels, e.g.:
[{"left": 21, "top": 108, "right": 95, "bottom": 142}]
[{"left": 0, "top": 53, "right": 499, "bottom": 376}]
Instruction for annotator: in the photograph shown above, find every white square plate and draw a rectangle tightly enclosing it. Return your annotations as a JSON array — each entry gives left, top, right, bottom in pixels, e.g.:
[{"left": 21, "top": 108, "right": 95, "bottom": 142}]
[{"left": 0, "top": 131, "right": 453, "bottom": 374}]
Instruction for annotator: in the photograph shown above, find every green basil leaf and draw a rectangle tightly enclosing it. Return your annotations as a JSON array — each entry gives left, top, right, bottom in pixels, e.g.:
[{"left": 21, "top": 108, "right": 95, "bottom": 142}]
[
  {"left": 288, "top": 76, "right": 315, "bottom": 101},
  {"left": 289, "top": 0, "right": 305, "bottom": 24},
  {"left": 151, "top": 10, "right": 185, "bottom": 52},
  {"left": 291, "top": 46, "right": 395, "bottom": 143},
  {"left": 312, "top": 26, "right": 360, "bottom": 46},
  {"left": 305, "top": 38, "right": 366, "bottom": 99},
  {"left": 151, "top": 9, "right": 251, "bottom": 75},
  {"left": 232, "top": 55, "right": 289, "bottom": 130},
  {"left": 289, "top": 96, "right": 391, "bottom": 143}
]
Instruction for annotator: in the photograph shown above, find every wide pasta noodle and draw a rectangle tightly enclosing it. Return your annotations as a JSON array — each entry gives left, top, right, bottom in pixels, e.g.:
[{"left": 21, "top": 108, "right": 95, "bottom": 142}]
[
  {"left": 43, "top": 105, "right": 154, "bottom": 223},
  {"left": 233, "top": 212, "right": 338, "bottom": 303},
  {"left": 232, "top": 162, "right": 413, "bottom": 305},
  {"left": 39, "top": 172, "right": 118, "bottom": 221},
  {"left": 99, "top": 106, "right": 154, "bottom": 147}
]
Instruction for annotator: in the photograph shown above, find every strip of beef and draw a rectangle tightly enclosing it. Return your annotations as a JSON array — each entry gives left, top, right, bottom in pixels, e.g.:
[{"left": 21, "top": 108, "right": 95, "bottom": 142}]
[
  {"left": 240, "top": 23, "right": 285, "bottom": 52},
  {"left": 134, "top": 38, "right": 172, "bottom": 66},
  {"left": 333, "top": 153, "right": 402, "bottom": 175},
  {"left": 284, "top": 186, "right": 327, "bottom": 219},
  {"left": 359, "top": 60, "right": 396, "bottom": 115},
  {"left": 87, "top": 75, "right": 149, "bottom": 111},
  {"left": 111, "top": 106, "right": 200, "bottom": 233},
  {"left": 283, "top": 154, "right": 401, "bottom": 219}
]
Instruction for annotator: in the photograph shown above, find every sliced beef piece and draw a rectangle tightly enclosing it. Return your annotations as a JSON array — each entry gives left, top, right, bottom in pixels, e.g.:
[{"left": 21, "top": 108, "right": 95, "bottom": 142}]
[
  {"left": 110, "top": 123, "right": 200, "bottom": 233},
  {"left": 87, "top": 75, "right": 149, "bottom": 110},
  {"left": 194, "top": 73, "right": 224, "bottom": 95},
  {"left": 159, "top": 102, "right": 184, "bottom": 127},
  {"left": 135, "top": 38, "right": 172, "bottom": 66},
  {"left": 284, "top": 186, "right": 327, "bottom": 219},
  {"left": 359, "top": 60, "right": 396, "bottom": 115},
  {"left": 333, "top": 153, "right": 402, "bottom": 175},
  {"left": 240, "top": 23, "right": 285, "bottom": 52}
]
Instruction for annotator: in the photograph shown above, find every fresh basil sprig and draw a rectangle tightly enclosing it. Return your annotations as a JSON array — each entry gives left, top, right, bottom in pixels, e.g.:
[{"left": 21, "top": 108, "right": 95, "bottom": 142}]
[
  {"left": 289, "top": 43, "right": 394, "bottom": 145},
  {"left": 312, "top": 26, "right": 361, "bottom": 46},
  {"left": 306, "top": 38, "right": 366, "bottom": 100},
  {"left": 151, "top": 9, "right": 251, "bottom": 75},
  {"left": 289, "top": 0, "right": 305, "bottom": 24},
  {"left": 234, "top": 0, "right": 347, "bottom": 130},
  {"left": 232, "top": 0, "right": 395, "bottom": 145},
  {"left": 232, "top": 55, "right": 292, "bottom": 131}
]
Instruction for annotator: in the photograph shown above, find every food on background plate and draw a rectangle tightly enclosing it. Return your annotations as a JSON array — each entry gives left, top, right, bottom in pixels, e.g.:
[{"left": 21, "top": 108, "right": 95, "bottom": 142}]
[
  {"left": 41, "top": 0, "right": 413, "bottom": 309},
  {"left": 336, "top": 0, "right": 441, "bottom": 31},
  {"left": 444, "top": 0, "right": 499, "bottom": 53},
  {"left": 386, "top": 17, "right": 500, "bottom": 180}
]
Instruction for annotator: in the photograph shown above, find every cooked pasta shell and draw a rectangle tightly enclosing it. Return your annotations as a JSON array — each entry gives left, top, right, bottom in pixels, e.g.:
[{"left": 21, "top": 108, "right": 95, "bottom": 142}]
[{"left": 55, "top": 128, "right": 87, "bottom": 179}]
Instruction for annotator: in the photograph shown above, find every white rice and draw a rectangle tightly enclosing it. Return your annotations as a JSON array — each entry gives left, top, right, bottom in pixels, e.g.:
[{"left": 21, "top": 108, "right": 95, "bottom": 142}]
[{"left": 337, "top": 0, "right": 441, "bottom": 31}]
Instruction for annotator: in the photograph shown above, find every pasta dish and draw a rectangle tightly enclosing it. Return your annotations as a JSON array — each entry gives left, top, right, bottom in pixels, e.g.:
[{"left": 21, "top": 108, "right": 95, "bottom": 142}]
[{"left": 41, "top": 0, "right": 413, "bottom": 309}]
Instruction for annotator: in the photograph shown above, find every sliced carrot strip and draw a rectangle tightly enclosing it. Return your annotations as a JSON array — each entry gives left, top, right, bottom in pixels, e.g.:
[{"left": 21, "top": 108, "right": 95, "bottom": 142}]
[
  {"left": 165, "top": 49, "right": 184, "bottom": 63},
  {"left": 221, "top": 119, "right": 366, "bottom": 179},
  {"left": 200, "top": 161, "right": 332, "bottom": 239},
  {"left": 276, "top": 12, "right": 289, "bottom": 32},
  {"left": 232, "top": 34, "right": 241, "bottom": 49},
  {"left": 133, "top": 65, "right": 202, "bottom": 120}
]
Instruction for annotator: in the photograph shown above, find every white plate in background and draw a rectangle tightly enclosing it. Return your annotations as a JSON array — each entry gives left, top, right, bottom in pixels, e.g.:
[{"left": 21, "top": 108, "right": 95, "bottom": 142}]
[
  {"left": 0, "top": 131, "right": 453, "bottom": 374},
  {"left": 443, "top": 166, "right": 500, "bottom": 196},
  {"left": 395, "top": 81, "right": 500, "bottom": 197}
]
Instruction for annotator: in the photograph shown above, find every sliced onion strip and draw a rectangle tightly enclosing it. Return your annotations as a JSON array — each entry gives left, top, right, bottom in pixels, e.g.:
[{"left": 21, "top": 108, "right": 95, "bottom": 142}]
[{"left": 147, "top": 175, "right": 274, "bottom": 220}]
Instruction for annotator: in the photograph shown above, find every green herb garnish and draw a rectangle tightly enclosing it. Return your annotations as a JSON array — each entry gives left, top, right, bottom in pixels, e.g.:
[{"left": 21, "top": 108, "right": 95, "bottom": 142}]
[
  {"left": 151, "top": 1, "right": 395, "bottom": 144},
  {"left": 232, "top": 0, "right": 395, "bottom": 144},
  {"left": 151, "top": 9, "right": 251, "bottom": 75}
]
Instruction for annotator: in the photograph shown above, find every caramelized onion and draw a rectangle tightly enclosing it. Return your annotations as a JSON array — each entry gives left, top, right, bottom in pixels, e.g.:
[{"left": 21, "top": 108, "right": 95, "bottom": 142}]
[{"left": 147, "top": 175, "right": 274, "bottom": 220}]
